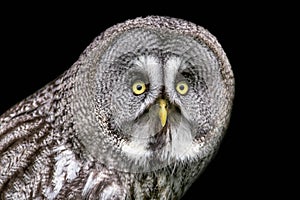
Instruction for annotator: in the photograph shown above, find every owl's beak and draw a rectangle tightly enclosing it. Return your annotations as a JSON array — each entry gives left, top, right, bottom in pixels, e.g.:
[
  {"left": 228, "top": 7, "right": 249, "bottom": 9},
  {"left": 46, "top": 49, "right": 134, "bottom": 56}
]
[{"left": 158, "top": 99, "right": 168, "bottom": 127}]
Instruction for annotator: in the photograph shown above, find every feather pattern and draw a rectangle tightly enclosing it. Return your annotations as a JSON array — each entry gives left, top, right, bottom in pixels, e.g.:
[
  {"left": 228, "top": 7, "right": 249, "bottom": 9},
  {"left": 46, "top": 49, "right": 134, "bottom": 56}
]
[{"left": 0, "top": 16, "right": 234, "bottom": 199}]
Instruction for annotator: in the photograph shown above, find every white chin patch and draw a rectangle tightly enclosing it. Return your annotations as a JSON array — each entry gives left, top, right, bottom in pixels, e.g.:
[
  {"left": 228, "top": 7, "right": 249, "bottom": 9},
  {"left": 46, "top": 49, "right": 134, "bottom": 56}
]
[{"left": 121, "top": 121, "right": 201, "bottom": 172}]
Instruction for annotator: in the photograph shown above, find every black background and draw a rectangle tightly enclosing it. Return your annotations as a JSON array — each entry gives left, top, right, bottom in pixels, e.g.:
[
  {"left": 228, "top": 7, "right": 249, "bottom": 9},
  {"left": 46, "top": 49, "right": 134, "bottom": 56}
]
[{"left": 0, "top": 3, "right": 294, "bottom": 199}]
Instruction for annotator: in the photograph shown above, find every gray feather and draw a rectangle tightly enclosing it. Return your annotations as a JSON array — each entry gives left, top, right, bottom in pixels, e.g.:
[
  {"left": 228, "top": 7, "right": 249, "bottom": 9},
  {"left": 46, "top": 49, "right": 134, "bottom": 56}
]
[{"left": 0, "top": 16, "right": 234, "bottom": 199}]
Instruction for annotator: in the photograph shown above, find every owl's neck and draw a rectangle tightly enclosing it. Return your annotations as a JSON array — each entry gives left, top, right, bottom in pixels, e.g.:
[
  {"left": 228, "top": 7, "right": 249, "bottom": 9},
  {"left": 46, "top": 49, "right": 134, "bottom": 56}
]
[{"left": 44, "top": 144, "right": 206, "bottom": 199}]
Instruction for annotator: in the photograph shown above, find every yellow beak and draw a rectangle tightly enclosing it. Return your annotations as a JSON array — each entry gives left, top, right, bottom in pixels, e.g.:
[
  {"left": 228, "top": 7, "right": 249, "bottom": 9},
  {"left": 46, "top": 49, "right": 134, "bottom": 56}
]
[{"left": 158, "top": 99, "right": 168, "bottom": 127}]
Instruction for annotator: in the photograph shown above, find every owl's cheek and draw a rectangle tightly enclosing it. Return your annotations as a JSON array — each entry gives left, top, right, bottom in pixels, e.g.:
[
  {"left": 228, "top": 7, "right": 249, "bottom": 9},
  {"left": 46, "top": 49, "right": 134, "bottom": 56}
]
[
  {"left": 110, "top": 96, "right": 147, "bottom": 128},
  {"left": 173, "top": 106, "right": 195, "bottom": 126}
]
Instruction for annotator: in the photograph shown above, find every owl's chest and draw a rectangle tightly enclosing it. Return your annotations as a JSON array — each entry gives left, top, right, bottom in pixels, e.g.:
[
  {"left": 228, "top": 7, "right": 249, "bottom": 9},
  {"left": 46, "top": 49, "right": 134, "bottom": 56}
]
[{"left": 122, "top": 166, "right": 200, "bottom": 200}]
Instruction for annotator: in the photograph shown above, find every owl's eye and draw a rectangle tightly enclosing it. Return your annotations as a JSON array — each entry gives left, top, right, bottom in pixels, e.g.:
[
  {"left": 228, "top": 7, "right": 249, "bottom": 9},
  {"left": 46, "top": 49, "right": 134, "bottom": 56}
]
[
  {"left": 132, "top": 80, "right": 146, "bottom": 95},
  {"left": 176, "top": 81, "right": 189, "bottom": 95}
]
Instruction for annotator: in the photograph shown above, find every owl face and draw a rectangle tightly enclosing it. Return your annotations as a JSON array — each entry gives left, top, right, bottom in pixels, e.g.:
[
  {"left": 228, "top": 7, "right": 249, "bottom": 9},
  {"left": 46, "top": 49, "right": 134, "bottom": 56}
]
[{"left": 74, "top": 24, "right": 232, "bottom": 173}]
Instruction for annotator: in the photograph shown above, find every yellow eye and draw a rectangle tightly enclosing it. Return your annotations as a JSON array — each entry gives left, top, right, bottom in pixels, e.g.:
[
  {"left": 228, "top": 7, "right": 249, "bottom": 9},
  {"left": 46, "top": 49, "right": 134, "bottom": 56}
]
[
  {"left": 132, "top": 80, "right": 146, "bottom": 95},
  {"left": 176, "top": 81, "right": 189, "bottom": 95}
]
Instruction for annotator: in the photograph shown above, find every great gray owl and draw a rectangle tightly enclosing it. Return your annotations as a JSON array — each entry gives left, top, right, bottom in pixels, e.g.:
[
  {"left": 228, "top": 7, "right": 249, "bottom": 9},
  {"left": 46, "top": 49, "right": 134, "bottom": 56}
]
[{"left": 0, "top": 16, "right": 234, "bottom": 199}]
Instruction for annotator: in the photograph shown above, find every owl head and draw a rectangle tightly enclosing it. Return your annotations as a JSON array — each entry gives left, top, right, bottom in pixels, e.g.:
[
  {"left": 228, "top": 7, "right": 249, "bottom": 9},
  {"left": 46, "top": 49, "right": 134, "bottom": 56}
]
[{"left": 71, "top": 16, "right": 234, "bottom": 173}]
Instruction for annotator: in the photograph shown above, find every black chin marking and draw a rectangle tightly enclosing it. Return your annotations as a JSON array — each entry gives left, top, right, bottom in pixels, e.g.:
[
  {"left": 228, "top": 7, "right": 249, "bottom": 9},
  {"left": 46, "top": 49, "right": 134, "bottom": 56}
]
[
  {"left": 143, "top": 107, "right": 150, "bottom": 114},
  {"left": 147, "top": 124, "right": 170, "bottom": 151},
  {"left": 174, "top": 106, "right": 181, "bottom": 114}
]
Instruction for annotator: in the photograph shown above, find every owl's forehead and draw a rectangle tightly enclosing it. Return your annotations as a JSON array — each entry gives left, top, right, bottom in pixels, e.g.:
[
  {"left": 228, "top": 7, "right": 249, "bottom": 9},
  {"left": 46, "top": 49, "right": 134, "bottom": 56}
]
[
  {"left": 107, "top": 28, "right": 205, "bottom": 58},
  {"left": 100, "top": 28, "right": 218, "bottom": 73}
]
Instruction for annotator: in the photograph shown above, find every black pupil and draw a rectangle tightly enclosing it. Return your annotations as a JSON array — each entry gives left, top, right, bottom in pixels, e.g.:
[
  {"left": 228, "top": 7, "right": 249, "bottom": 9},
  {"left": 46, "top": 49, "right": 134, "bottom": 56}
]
[
  {"left": 179, "top": 85, "right": 185, "bottom": 90},
  {"left": 136, "top": 85, "right": 143, "bottom": 90}
]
